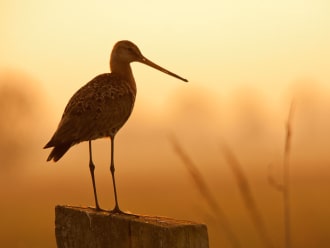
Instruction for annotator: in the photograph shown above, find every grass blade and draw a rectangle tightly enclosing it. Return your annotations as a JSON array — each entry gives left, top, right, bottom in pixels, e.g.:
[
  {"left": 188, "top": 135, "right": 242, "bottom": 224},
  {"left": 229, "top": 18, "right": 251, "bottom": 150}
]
[
  {"left": 221, "top": 144, "right": 275, "bottom": 248},
  {"left": 170, "top": 136, "right": 240, "bottom": 248},
  {"left": 283, "top": 101, "right": 295, "bottom": 248}
]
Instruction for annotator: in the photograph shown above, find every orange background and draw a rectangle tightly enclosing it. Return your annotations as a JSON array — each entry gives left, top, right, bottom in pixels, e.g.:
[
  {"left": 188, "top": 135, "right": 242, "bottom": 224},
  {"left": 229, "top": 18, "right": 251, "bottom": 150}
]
[{"left": 1, "top": 1, "right": 330, "bottom": 247}]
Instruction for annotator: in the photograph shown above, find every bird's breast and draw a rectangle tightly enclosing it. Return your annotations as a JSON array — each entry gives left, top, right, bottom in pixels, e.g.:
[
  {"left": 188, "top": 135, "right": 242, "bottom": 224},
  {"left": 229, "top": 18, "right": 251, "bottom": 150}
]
[{"left": 57, "top": 73, "right": 137, "bottom": 142}]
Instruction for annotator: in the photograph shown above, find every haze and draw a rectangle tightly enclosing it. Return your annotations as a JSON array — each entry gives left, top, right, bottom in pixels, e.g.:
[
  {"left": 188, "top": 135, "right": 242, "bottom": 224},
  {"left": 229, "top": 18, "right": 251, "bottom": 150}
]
[{"left": 1, "top": 1, "right": 330, "bottom": 247}]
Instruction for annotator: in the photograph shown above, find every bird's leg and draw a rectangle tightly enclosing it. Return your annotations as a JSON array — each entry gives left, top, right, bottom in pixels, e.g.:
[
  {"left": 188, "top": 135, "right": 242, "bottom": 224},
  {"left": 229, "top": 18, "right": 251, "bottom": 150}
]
[
  {"left": 110, "top": 136, "right": 123, "bottom": 213},
  {"left": 89, "top": 140, "right": 101, "bottom": 211}
]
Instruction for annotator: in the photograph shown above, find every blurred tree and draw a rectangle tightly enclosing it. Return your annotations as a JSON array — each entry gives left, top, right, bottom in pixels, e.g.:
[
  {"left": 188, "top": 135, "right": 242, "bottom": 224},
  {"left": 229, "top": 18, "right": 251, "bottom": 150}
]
[{"left": 0, "top": 71, "right": 41, "bottom": 172}]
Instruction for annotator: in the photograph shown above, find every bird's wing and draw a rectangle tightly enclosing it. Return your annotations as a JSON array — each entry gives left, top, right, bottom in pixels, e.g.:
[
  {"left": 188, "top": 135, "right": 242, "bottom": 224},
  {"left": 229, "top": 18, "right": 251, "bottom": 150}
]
[{"left": 45, "top": 73, "right": 135, "bottom": 147}]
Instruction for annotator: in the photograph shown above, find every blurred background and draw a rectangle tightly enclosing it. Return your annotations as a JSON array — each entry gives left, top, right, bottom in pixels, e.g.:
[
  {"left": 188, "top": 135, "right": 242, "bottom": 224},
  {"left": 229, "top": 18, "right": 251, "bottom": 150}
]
[{"left": 1, "top": 0, "right": 330, "bottom": 247}]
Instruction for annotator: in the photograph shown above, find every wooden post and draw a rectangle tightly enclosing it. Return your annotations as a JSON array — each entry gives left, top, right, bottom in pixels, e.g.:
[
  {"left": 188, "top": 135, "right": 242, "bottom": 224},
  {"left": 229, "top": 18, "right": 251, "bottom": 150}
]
[{"left": 55, "top": 205, "right": 209, "bottom": 248}]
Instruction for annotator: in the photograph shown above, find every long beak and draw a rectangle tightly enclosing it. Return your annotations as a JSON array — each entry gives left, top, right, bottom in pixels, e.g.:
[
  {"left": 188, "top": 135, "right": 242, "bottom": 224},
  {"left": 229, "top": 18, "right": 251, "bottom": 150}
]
[{"left": 140, "top": 56, "right": 188, "bottom": 82}]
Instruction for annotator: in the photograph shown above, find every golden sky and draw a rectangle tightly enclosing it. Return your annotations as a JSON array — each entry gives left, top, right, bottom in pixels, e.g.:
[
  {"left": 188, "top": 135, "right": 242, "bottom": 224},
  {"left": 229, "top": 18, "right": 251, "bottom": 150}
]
[
  {"left": 2, "top": 0, "right": 330, "bottom": 182},
  {"left": 1, "top": 0, "right": 330, "bottom": 113},
  {"left": 1, "top": 2, "right": 330, "bottom": 247}
]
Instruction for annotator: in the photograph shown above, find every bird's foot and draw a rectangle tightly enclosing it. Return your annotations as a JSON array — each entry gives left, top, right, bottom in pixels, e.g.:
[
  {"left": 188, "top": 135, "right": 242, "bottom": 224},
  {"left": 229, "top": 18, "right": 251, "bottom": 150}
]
[
  {"left": 109, "top": 206, "right": 126, "bottom": 214},
  {"left": 88, "top": 205, "right": 104, "bottom": 211},
  {"left": 108, "top": 207, "right": 141, "bottom": 218}
]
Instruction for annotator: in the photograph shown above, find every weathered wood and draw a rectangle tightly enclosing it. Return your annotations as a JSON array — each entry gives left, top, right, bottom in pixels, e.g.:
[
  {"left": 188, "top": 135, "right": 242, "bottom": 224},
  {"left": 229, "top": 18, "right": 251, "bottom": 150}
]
[{"left": 55, "top": 205, "right": 209, "bottom": 248}]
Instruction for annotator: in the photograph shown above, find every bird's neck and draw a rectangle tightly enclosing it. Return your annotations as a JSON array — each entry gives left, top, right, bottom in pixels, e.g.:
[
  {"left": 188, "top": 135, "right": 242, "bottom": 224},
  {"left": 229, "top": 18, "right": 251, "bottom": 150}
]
[
  {"left": 110, "top": 61, "right": 136, "bottom": 92},
  {"left": 110, "top": 61, "right": 134, "bottom": 80}
]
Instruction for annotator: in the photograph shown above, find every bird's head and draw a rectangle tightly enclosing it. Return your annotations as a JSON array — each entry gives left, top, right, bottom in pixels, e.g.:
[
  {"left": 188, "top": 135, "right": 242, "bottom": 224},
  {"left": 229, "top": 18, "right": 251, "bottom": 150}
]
[
  {"left": 111, "top": 40, "right": 143, "bottom": 63},
  {"left": 110, "top": 40, "right": 188, "bottom": 82}
]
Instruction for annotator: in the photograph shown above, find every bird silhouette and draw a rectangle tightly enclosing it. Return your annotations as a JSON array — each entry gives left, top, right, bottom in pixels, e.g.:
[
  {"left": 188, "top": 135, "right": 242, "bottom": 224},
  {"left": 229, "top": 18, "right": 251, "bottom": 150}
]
[{"left": 44, "top": 40, "right": 188, "bottom": 212}]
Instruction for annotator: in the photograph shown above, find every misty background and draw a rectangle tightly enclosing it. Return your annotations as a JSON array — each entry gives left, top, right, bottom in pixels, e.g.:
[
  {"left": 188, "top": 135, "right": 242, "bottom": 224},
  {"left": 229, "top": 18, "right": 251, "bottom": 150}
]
[{"left": 1, "top": 1, "right": 330, "bottom": 247}]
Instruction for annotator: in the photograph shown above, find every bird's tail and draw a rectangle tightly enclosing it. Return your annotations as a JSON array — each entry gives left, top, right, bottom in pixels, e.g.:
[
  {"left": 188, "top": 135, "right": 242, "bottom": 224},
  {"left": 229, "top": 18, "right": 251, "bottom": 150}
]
[{"left": 45, "top": 143, "right": 72, "bottom": 162}]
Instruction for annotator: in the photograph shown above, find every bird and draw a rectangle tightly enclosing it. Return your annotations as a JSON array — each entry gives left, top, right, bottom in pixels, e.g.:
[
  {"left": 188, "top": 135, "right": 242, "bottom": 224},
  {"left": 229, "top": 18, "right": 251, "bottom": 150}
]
[{"left": 44, "top": 40, "right": 188, "bottom": 213}]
